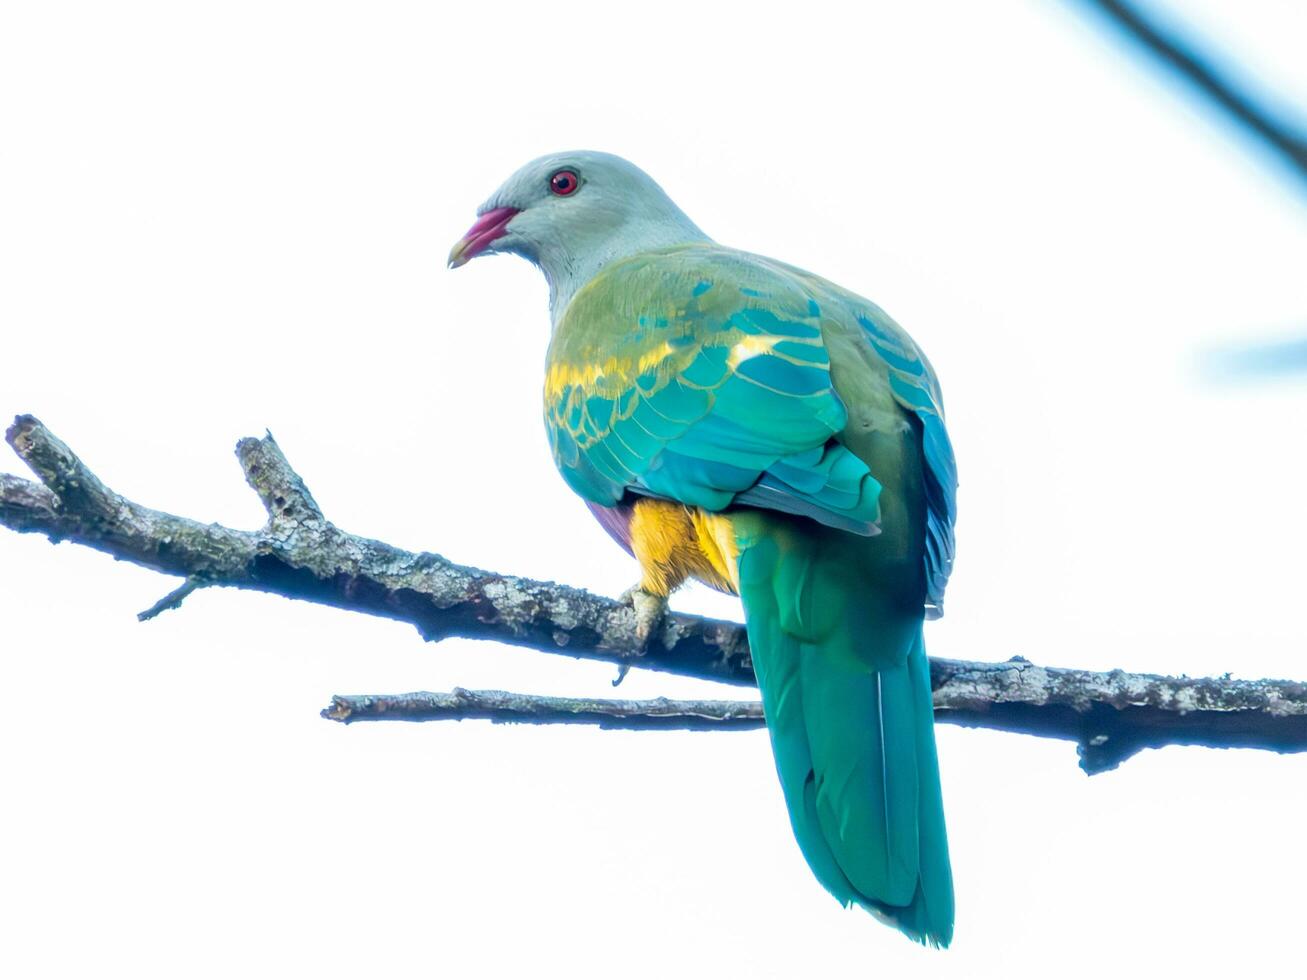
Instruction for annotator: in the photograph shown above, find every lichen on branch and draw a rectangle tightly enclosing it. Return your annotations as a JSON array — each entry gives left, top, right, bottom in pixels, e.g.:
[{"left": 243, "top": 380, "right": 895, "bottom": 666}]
[{"left": 4, "top": 414, "right": 1305, "bottom": 775}]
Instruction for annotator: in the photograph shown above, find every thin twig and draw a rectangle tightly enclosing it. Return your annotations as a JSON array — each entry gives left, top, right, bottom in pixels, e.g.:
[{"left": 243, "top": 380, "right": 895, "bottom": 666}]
[
  {"left": 137, "top": 578, "right": 204, "bottom": 622},
  {"left": 322, "top": 688, "right": 767, "bottom": 731},
  {"left": 325, "top": 663, "right": 1307, "bottom": 775}
]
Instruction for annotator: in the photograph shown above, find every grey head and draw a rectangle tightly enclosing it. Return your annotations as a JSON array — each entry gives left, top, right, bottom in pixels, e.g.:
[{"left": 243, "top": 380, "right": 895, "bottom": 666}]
[{"left": 448, "top": 150, "right": 710, "bottom": 319}]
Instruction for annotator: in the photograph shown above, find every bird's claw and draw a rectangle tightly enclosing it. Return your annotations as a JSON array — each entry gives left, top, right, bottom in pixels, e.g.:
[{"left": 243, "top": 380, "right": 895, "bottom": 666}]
[{"left": 618, "top": 584, "right": 669, "bottom": 651}]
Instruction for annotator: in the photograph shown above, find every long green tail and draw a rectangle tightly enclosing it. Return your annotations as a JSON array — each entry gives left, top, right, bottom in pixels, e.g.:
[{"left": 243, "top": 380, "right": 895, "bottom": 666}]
[{"left": 735, "top": 513, "right": 954, "bottom": 947}]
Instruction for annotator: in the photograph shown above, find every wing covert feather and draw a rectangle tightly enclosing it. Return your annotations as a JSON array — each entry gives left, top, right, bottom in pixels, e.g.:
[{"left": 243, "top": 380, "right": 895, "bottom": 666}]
[
  {"left": 545, "top": 248, "right": 882, "bottom": 533},
  {"left": 545, "top": 244, "right": 958, "bottom": 609}
]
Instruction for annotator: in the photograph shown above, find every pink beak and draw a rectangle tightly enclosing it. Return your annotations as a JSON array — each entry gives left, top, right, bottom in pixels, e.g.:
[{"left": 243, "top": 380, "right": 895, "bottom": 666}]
[{"left": 447, "top": 206, "right": 520, "bottom": 268}]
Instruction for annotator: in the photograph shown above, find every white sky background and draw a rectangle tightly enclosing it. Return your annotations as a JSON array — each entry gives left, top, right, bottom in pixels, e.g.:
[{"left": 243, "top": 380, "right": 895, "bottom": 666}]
[{"left": 1, "top": 1, "right": 1305, "bottom": 976}]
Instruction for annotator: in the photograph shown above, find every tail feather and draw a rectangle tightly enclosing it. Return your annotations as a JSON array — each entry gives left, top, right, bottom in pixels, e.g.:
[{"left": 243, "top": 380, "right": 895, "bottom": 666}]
[
  {"left": 800, "top": 646, "right": 919, "bottom": 905},
  {"left": 736, "top": 514, "right": 954, "bottom": 947},
  {"left": 901, "top": 635, "right": 954, "bottom": 943},
  {"left": 747, "top": 597, "right": 857, "bottom": 898}
]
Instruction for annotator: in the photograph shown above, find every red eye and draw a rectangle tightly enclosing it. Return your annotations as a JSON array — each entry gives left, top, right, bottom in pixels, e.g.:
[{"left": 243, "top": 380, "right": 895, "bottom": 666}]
[{"left": 550, "top": 170, "right": 579, "bottom": 196}]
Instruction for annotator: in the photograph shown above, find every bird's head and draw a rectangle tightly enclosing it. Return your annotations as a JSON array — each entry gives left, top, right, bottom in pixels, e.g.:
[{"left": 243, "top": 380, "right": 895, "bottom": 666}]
[{"left": 448, "top": 150, "right": 708, "bottom": 313}]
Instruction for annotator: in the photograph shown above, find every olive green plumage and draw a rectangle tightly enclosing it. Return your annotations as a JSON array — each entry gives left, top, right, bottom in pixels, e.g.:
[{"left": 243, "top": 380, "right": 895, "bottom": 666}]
[{"left": 545, "top": 244, "right": 957, "bottom": 946}]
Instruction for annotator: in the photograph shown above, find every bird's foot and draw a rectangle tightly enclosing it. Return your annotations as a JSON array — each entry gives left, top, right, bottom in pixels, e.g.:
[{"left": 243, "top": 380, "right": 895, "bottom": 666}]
[
  {"left": 613, "top": 585, "right": 669, "bottom": 686},
  {"left": 618, "top": 584, "right": 669, "bottom": 650}
]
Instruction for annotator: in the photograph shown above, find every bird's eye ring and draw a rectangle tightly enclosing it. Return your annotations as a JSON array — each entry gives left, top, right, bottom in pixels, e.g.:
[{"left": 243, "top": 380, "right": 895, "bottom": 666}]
[{"left": 550, "top": 170, "right": 580, "bottom": 196}]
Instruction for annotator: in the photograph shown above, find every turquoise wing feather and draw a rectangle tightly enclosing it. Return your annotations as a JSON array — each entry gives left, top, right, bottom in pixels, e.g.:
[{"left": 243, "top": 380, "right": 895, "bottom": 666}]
[
  {"left": 545, "top": 246, "right": 884, "bottom": 536},
  {"left": 546, "top": 244, "right": 957, "bottom": 611},
  {"left": 547, "top": 243, "right": 957, "bottom": 946}
]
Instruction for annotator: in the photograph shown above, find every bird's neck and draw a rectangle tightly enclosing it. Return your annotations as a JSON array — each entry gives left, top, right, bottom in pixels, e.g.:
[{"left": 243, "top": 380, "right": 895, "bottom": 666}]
[{"left": 544, "top": 216, "right": 711, "bottom": 327}]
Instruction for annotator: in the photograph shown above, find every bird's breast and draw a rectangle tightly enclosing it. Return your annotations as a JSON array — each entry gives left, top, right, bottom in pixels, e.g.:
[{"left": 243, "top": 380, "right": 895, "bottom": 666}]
[{"left": 592, "top": 497, "right": 740, "bottom": 597}]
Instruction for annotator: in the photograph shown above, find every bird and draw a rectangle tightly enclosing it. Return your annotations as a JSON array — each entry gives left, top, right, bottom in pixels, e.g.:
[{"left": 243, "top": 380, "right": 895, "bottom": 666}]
[{"left": 449, "top": 151, "right": 957, "bottom": 947}]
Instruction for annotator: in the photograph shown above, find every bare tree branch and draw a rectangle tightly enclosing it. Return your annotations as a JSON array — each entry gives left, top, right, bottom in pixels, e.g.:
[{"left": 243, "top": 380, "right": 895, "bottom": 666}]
[
  {"left": 1077, "top": 0, "right": 1307, "bottom": 187},
  {"left": 324, "top": 662, "right": 1307, "bottom": 775},
  {"left": 2, "top": 414, "right": 751, "bottom": 685},
  {"left": 322, "top": 688, "right": 768, "bottom": 731},
  {"left": 4, "top": 414, "right": 1306, "bottom": 774}
]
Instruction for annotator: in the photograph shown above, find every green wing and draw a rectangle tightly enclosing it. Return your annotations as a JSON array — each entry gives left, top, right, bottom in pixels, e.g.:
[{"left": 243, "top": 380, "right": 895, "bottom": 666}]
[
  {"left": 831, "top": 297, "right": 958, "bottom": 615},
  {"left": 545, "top": 245, "right": 883, "bottom": 535}
]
